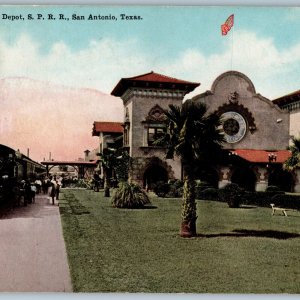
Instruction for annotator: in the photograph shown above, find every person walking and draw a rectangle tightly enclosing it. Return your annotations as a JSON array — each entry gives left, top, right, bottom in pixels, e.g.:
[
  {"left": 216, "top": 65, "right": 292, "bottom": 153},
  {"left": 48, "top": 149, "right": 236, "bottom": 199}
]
[
  {"left": 30, "top": 183, "right": 37, "bottom": 203},
  {"left": 42, "top": 178, "right": 48, "bottom": 194},
  {"left": 55, "top": 180, "right": 60, "bottom": 201},
  {"left": 93, "top": 172, "right": 100, "bottom": 192},
  {"left": 50, "top": 180, "right": 57, "bottom": 205},
  {"left": 24, "top": 180, "right": 32, "bottom": 205},
  {"left": 35, "top": 178, "right": 42, "bottom": 194}
]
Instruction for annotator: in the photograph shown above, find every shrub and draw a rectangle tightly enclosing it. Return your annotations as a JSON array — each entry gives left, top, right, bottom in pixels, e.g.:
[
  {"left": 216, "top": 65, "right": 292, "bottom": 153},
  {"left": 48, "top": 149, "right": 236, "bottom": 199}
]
[
  {"left": 73, "top": 179, "right": 88, "bottom": 188},
  {"left": 152, "top": 181, "right": 170, "bottom": 198},
  {"left": 167, "top": 180, "right": 183, "bottom": 198},
  {"left": 219, "top": 183, "right": 243, "bottom": 208},
  {"left": 197, "top": 188, "right": 219, "bottom": 201},
  {"left": 195, "top": 181, "right": 214, "bottom": 200},
  {"left": 266, "top": 185, "right": 281, "bottom": 192},
  {"left": 112, "top": 182, "right": 151, "bottom": 209},
  {"left": 195, "top": 181, "right": 213, "bottom": 191},
  {"left": 85, "top": 179, "right": 94, "bottom": 190}
]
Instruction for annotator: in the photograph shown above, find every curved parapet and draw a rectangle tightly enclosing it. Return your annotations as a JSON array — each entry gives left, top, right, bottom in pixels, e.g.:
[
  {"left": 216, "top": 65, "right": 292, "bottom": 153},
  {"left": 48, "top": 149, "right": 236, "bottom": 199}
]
[
  {"left": 211, "top": 70, "right": 256, "bottom": 96},
  {"left": 191, "top": 70, "right": 290, "bottom": 150}
]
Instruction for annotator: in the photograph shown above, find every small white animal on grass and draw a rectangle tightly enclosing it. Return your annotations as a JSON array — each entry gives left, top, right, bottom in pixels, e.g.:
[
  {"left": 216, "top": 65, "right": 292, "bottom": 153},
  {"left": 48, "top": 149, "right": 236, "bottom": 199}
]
[{"left": 270, "top": 203, "right": 288, "bottom": 216}]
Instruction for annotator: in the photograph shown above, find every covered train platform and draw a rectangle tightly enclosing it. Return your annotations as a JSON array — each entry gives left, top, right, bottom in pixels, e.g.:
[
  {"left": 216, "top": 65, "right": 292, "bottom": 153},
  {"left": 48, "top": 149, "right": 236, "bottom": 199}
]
[{"left": 41, "top": 160, "right": 98, "bottom": 178}]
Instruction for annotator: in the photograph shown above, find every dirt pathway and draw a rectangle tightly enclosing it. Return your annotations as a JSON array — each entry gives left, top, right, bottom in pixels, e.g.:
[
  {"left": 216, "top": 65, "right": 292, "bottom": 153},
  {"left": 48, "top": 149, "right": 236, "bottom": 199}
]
[{"left": 0, "top": 194, "right": 72, "bottom": 292}]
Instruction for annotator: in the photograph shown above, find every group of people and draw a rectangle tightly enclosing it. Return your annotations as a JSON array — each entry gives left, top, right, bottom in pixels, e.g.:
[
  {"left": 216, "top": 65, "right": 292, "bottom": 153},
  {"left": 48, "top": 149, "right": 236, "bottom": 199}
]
[
  {"left": 42, "top": 176, "right": 61, "bottom": 205},
  {"left": 28, "top": 176, "right": 61, "bottom": 205},
  {"left": 18, "top": 176, "right": 61, "bottom": 206},
  {"left": 18, "top": 180, "right": 37, "bottom": 206},
  {"left": 1, "top": 174, "right": 62, "bottom": 207}
]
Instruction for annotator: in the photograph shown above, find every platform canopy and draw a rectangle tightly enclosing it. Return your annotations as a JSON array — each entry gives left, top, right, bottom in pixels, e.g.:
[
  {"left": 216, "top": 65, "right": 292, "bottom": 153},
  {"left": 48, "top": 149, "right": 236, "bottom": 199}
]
[{"left": 41, "top": 160, "right": 98, "bottom": 178}]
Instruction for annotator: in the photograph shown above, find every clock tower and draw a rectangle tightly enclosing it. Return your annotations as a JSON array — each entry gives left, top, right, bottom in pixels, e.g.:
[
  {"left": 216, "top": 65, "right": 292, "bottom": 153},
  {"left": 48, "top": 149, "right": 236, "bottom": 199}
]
[{"left": 192, "top": 71, "right": 291, "bottom": 191}]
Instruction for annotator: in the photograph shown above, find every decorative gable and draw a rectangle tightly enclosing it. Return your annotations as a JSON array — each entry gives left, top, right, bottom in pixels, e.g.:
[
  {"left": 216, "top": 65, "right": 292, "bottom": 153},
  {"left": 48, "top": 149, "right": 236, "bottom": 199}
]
[{"left": 145, "top": 105, "right": 166, "bottom": 122}]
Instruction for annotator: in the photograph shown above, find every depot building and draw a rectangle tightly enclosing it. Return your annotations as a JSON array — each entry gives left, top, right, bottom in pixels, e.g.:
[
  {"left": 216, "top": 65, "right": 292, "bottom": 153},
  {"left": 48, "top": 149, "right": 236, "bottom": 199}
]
[{"left": 104, "top": 70, "right": 300, "bottom": 193}]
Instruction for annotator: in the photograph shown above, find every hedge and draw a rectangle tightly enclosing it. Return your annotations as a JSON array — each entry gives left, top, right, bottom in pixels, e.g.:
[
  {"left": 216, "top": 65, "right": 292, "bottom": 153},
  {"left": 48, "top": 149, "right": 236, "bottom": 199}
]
[
  {"left": 196, "top": 187, "right": 300, "bottom": 210},
  {"left": 242, "top": 191, "right": 285, "bottom": 207},
  {"left": 196, "top": 188, "right": 219, "bottom": 201},
  {"left": 153, "top": 181, "right": 300, "bottom": 210},
  {"left": 271, "top": 194, "right": 300, "bottom": 210}
]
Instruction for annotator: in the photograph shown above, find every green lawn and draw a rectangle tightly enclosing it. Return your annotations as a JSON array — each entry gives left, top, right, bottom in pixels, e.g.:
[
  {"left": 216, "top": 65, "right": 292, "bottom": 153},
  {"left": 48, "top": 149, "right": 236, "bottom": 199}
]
[{"left": 59, "top": 188, "right": 300, "bottom": 293}]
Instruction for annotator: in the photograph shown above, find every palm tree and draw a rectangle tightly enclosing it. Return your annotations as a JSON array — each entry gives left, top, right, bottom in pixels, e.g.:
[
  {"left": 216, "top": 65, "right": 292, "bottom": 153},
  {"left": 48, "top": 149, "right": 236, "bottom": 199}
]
[
  {"left": 100, "top": 148, "right": 132, "bottom": 197},
  {"left": 283, "top": 137, "right": 300, "bottom": 172},
  {"left": 114, "top": 149, "right": 131, "bottom": 183},
  {"left": 100, "top": 148, "right": 117, "bottom": 197},
  {"left": 156, "top": 101, "right": 224, "bottom": 237}
]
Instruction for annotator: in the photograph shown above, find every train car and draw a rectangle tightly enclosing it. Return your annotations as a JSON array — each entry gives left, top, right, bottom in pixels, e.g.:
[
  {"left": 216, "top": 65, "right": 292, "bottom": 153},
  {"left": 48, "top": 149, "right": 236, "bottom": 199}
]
[
  {"left": 18, "top": 154, "right": 46, "bottom": 181},
  {"left": 0, "top": 144, "right": 46, "bottom": 204}
]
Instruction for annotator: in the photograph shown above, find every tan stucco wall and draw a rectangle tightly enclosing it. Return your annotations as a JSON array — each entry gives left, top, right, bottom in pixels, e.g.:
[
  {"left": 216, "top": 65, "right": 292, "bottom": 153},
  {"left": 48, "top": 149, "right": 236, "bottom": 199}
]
[
  {"left": 129, "top": 94, "right": 182, "bottom": 157},
  {"left": 290, "top": 111, "right": 300, "bottom": 139},
  {"left": 192, "top": 71, "right": 290, "bottom": 151},
  {"left": 122, "top": 88, "right": 184, "bottom": 183}
]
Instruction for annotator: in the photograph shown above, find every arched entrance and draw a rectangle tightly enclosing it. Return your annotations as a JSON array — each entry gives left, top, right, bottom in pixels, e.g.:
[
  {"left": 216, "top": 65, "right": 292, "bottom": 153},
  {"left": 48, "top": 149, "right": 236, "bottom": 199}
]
[
  {"left": 231, "top": 167, "right": 257, "bottom": 191},
  {"left": 143, "top": 165, "right": 168, "bottom": 190},
  {"left": 268, "top": 167, "right": 294, "bottom": 192}
]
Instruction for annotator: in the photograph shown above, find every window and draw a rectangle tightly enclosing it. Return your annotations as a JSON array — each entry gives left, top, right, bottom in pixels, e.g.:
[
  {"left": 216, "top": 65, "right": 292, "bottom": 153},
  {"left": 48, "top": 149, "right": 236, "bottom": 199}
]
[
  {"left": 124, "top": 124, "right": 130, "bottom": 146},
  {"left": 124, "top": 108, "right": 130, "bottom": 146},
  {"left": 147, "top": 127, "right": 165, "bottom": 146}
]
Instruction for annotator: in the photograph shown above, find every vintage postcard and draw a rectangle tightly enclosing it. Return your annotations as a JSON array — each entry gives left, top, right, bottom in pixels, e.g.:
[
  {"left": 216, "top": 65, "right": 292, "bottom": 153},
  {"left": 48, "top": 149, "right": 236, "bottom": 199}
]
[{"left": 0, "top": 5, "right": 300, "bottom": 296}]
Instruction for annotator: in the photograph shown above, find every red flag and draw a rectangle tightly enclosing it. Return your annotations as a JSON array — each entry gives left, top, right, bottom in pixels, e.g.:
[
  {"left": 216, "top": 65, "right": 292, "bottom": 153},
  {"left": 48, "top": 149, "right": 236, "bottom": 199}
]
[{"left": 221, "top": 14, "right": 234, "bottom": 35}]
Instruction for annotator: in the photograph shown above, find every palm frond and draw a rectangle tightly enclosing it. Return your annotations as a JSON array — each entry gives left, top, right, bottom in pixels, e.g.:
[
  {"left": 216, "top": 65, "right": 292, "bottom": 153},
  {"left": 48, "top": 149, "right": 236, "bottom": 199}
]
[{"left": 284, "top": 136, "right": 300, "bottom": 171}]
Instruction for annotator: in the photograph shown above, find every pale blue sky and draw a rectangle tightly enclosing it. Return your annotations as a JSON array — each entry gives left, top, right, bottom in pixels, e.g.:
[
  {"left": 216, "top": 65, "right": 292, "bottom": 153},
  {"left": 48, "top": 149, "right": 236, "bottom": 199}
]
[
  {"left": 2, "top": 7, "right": 300, "bottom": 53},
  {"left": 1, "top": 6, "right": 300, "bottom": 98}
]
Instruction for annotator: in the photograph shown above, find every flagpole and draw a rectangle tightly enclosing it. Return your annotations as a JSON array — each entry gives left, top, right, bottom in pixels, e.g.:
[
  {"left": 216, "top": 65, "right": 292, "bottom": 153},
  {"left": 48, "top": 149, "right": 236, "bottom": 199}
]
[
  {"left": 231, "top": 25, "right": 234, "bottom": 70},
  {"left": 221, "top": 14, "right": 235, "bottom": 71}
]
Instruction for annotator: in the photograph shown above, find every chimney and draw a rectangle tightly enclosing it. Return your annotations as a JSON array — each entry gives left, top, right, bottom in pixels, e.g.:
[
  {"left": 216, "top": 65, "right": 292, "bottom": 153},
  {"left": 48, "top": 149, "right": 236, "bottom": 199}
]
[
  {"left": 84, "top": 150, "right": 90, "bottom": 161},
  {"left": 27, "top": 148, "right": 30, "bottom": 157}
]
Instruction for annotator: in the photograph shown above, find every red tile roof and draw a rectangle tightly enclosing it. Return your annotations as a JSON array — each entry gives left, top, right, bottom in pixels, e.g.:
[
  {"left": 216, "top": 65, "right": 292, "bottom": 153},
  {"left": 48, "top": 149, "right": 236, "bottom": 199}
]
[
  {"left": 111, "top": 71, "right": 200, "bottom": 97},
  {"left": 126, "top": 71, "right": 200, "bottom": 84},
  {"left": 273, "top": 90, "right": 300, "bottom": 107},
  {"left": 92, "top": 122, "right": 123, "bottom": 136},
  {"left": 232, "top": 149, "right": 291, "bottom": 163}
]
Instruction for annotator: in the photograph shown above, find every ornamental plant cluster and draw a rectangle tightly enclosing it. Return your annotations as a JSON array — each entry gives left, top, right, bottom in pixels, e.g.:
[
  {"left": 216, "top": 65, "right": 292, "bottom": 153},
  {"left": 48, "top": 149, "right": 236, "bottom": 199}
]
[{"left": 111, "top": 182, "right": 151, "bottom": 209}]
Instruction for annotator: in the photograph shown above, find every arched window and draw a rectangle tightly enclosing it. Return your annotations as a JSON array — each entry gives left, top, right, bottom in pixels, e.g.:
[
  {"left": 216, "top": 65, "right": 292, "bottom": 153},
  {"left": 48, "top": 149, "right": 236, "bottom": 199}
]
[
  {"left": 143, "top": 105, "right": 166, "bottom": 147},
  {"left": 124, "top": 108, "right": 130, "bottom": 147}
]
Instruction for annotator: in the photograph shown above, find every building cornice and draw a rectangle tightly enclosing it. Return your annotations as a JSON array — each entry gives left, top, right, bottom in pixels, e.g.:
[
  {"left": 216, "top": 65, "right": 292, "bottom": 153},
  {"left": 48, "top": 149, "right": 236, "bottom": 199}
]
[
  {"left": 280, "top": 100, "right": 300, "bottom": 112},
  {"left": 121, "top": 87, "right": 185, "bottom": 105}
]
